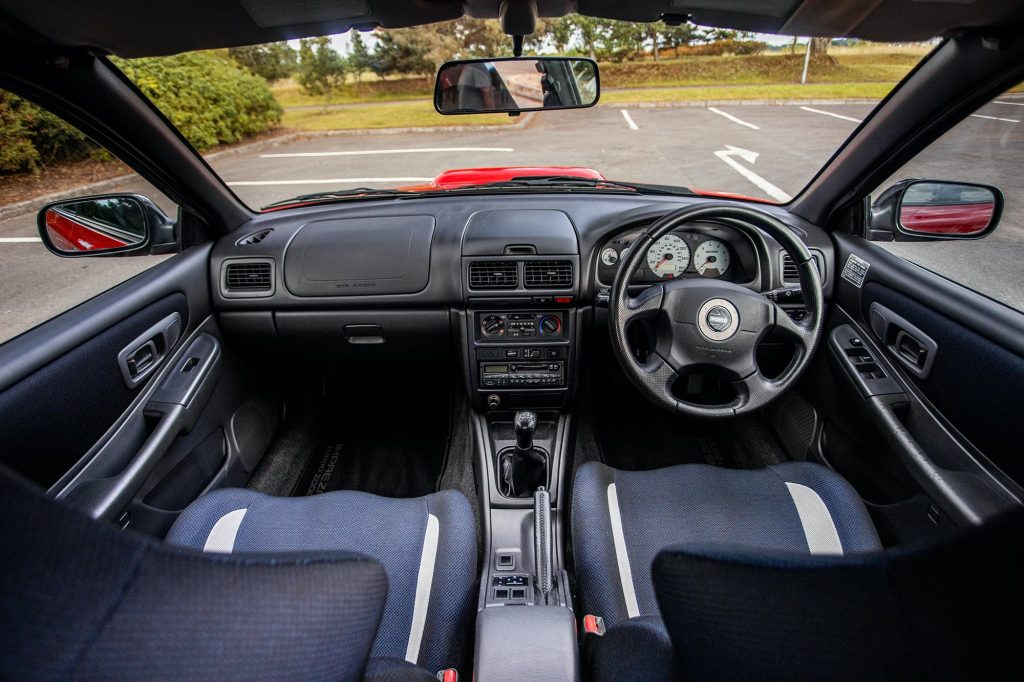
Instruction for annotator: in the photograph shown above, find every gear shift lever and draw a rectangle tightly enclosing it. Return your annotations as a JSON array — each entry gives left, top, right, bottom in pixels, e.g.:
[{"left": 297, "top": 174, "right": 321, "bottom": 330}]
[
  {"left": 500, "top": 411, "right": 547, "bottom": 497},
  {"left": 514, "top": 410, "right": 538, "bottom": 452}
]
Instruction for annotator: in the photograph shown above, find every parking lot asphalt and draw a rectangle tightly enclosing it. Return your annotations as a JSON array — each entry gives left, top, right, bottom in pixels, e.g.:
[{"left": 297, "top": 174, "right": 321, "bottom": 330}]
[{"left": 1, "top": 98, "right": 1022, "bottom": 342}]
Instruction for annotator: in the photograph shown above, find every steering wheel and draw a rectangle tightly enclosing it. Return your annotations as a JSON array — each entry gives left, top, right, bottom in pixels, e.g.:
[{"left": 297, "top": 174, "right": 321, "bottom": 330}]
[{"left": 609, "top": 204, "right": 824, "bottom": 417}]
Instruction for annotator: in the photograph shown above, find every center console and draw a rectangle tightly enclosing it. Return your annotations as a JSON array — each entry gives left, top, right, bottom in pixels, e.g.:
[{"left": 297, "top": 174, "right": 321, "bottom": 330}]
[
  {"left": 461, "top": 210, "right": 582, "bottom": 681},
  {"left": 471, "top": 308, "right": 574, "bottom": 409}
]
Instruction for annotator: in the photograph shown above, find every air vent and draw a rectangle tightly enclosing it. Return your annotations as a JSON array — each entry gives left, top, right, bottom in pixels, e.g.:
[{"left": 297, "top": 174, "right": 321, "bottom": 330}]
[
  {"left": 781, "top": 253, "right": 821, "bottom": 285},
  {"left": 469, "top": 261, "right": 518, "bottom": 289},
  {"left": 236, "top": 228, "right": 272, "bottom": 246},
  {"left": 222, "top": 259, "right": 274, "bottom": 297},
  {"left": 524, "top": 260, "right": 573, "bottom": 289}
]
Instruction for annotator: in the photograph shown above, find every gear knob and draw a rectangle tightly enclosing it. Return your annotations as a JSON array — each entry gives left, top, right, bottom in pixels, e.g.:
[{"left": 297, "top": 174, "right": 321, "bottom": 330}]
[{"left": 513, "top": 410, "right": 537, "bottom": 451}]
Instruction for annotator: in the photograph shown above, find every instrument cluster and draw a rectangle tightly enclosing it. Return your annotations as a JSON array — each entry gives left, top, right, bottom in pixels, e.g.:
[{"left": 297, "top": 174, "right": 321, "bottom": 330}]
[{"left": 596, "top": 223, "right": 755, "bottom": 286}]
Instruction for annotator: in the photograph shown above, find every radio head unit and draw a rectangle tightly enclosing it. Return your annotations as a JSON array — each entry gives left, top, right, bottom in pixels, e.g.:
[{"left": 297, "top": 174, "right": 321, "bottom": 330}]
[{"left": 480, "top": 361, "right": 565, "bottom": 388}]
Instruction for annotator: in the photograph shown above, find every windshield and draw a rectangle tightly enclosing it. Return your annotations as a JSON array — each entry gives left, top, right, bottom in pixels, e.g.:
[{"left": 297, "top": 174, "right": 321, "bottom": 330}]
[{"left": 114, "top": 21, "right": 929, "bottom": 210}]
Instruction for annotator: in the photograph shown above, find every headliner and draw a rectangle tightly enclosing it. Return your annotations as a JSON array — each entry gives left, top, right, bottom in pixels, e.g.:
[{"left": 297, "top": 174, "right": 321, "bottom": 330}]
[{"left": 0, "top": 0, "right": 1023, "bottom": 58}]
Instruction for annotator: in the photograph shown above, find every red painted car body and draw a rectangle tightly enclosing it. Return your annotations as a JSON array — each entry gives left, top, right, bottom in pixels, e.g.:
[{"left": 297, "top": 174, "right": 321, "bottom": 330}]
[
  {"left": 900, "top": 202, "right": 995, "bottom": 235},
  {"left": 261, "top": 166, "right": 770, "bottom": 212},
  {"left": 44, "top": 208, "right": 129, "bottom": 252},
  {"left": 398, "top": 166, "right": 606, "bottom": 191}
]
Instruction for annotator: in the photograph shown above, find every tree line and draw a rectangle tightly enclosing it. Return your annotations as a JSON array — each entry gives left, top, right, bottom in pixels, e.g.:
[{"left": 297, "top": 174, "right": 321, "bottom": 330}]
[{"left": 228, "top": 17, "right": 777, "bottom": 103}]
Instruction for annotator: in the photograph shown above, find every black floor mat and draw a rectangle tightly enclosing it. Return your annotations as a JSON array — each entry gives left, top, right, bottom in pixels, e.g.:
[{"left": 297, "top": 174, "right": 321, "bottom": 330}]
[
  {"left": 292, "top": 374, "right": 451, "bottom": 498},
  {"left": 595, "top": 382, "right": 740, "bottom": 471}
]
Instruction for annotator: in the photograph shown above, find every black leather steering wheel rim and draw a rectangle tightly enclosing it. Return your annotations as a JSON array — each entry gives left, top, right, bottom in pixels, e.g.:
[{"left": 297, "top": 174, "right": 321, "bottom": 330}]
[{"left": 608, "top": 203, "right": 824, "bottom": 417}]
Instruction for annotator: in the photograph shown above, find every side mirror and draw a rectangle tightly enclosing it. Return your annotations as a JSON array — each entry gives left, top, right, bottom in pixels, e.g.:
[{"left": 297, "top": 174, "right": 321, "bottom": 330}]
[
  {"left": 435, "top": 57, "right": 599, "bottom": 115},
  {"left": 869, "top": 180, "right": 1002, "bottom": 241},
  {"left": 37, "top": 194, "right": 177, "bottom": 257}
]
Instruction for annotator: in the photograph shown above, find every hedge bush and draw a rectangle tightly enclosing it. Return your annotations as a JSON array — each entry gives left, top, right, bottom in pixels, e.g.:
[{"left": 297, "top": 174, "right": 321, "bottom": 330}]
[
  {"left": 113, "top": 51, "right": 281, "bottom": 150},
  {"left": 0, "top": 91, "right": 90, "bottom": 173},
  {"left": 0, "top": 50, "right": 281, "bottom": 175}
]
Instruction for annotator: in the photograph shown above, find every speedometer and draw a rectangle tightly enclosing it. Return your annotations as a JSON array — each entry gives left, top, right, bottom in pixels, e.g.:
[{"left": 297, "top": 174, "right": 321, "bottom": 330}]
[
  {"left": 693, "top": 240, "right": 731, "bottom": 278},
  {"left": 646, "top": 234, "right": 690, "bottom": 279}
]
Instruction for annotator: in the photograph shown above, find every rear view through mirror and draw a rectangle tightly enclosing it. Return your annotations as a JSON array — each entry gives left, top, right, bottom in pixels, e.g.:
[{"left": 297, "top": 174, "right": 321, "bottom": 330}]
[
  {"left": 435, "top": 57, "right": 599, "bottom": 115},
  {"left": 898, "top": 181, "right": 1001, "bottom": 238},
  {"left": 870, "top": 179, "right": 1003, "bottom": 241},
  {"left": 37, "top": 194, "right": 177, "bottom": 257}
]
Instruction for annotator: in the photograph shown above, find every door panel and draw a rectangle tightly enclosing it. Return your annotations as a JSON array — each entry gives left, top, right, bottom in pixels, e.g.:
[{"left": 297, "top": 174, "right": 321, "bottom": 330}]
[
  {"left": 0, "top": 293, "right": 188, "bottom": 487},
  {"left": 0, "top": 245, "right": 228, "bottom": 523},
  {"left": 829, "top": 232, "right": 1024, "bottom": 524}
]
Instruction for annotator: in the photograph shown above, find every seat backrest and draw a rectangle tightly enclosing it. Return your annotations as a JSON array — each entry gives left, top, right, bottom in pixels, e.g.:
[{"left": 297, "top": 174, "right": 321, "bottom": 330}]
[
  {"left": 652, "top": 509, "right": 1023, "bottom": 681},
  {"left": 0, "top": 470, "right": 388, "bottom": 681}
]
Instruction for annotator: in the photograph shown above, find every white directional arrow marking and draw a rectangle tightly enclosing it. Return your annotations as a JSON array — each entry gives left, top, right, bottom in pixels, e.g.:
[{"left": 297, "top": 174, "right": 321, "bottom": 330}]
[{"left": 713, "top": 145, "right": 791, "bottom": 203}]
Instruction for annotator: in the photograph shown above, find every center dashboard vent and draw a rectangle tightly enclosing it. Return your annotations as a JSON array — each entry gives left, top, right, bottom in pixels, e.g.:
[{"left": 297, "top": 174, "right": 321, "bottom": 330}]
[
  {"left": 222, "top": 258, "right": 275, "bottom": 298},
  {"left": 524, "top": 260, "right": 573, "bottom": 289},
  {"left": 469, "top": 261, "right": 518, "bottom": 289},
  {"left": 781, "top": 253, "right": 822, "bottom": 285}
]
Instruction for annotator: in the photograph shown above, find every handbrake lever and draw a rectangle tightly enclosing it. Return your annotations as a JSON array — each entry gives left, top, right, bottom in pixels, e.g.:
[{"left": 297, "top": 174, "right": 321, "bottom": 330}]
[{"left": 533, "top": 486, "right": 552, "bottom": 604}]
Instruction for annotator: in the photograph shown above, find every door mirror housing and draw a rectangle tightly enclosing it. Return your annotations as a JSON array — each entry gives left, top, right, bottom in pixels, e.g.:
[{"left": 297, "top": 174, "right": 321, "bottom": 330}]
[
  {"left": 37, "top": 194, "right": 177, "bottom": 257},
  {"left": 869, "top": 179, "right": 1002, "bottom": 241},
  {"left": 434, "top": 57, "right": 599, "bottom": 115}
]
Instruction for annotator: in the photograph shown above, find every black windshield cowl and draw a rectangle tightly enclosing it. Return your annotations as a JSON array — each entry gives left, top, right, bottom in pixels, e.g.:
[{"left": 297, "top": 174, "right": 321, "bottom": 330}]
[
  {"left": 479, "top": 177, "right": 692, "bottom": 196},
  {"left": 260, "top": 177, "right": 693, "bottom": 211},
  {"left": 261, "top": 188, "right": 412, "bottom": 211}
]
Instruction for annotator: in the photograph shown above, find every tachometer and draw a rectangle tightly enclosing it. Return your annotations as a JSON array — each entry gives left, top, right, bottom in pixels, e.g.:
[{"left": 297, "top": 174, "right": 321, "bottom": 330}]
[
  {"left": 693, "top": 240, "right": 731, "bottom": 278},
  {"left": 646, "top": 234, "right": 690, "bottom": 279}
]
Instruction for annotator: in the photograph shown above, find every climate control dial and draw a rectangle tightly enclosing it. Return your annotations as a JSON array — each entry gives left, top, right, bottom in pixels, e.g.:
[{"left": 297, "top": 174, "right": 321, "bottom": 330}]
[
  {"left": 481, "top": 315, "right": 506, "bottom": 337},
  {"left": 538, "top": 315, "right": 562, "bottom": 335}
]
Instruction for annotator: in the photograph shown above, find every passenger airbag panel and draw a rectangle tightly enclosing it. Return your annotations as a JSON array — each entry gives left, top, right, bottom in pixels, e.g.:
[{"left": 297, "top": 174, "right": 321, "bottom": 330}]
[{"left": 284, "top": 215, "right": 434, "bottom": 296}]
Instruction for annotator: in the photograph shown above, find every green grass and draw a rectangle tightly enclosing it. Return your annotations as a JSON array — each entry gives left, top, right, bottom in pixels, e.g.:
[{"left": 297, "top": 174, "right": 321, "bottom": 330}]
[
  {"left": 272, "top": 77, "right": 432, "bottom": 108},
  {"left": 272, "top": 52, "right": 922, "bottom": 109},
  {"left": 282, "top": 101, "right": 515, "bottom": 130},
  {"left": 274, "top": 50, "right": 922, "bottom": 127},
  {"left": 601, "top": 82, "right": 895, "bottom": 104}
]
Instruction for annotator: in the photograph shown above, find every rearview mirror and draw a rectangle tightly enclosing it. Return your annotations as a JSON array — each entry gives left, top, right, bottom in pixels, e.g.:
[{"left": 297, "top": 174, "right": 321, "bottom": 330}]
[
  {"left": 435, "top": 57, "right": 599, "bottom": 115},
  {"left": 37, "top": 194, "right": 176, "bottom": 256},
  {"left": 869, "top": 180, "right": 1002, "bottom": 241}
]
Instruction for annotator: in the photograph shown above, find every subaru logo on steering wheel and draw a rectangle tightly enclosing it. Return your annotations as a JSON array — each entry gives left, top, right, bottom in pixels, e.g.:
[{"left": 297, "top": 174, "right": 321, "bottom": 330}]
[{"left": 706, "top": 306, "right": 732, "bottom": 332}]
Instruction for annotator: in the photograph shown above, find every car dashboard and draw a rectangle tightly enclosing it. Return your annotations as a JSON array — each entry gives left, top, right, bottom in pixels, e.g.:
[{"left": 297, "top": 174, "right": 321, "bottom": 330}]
[{"left": 210, "top": 193, "right": 832, "bottom": 410}]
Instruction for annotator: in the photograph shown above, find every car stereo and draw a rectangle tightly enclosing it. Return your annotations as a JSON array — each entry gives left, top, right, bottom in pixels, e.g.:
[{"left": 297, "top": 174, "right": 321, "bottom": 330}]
[{"left": 480, "top": 361, "right": 565, "bottom": 388}]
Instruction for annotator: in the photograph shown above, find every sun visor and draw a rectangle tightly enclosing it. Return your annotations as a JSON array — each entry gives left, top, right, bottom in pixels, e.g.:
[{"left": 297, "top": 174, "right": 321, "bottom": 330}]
[{"left": 237, "top": 0, "right": 370, "bottom": 28}]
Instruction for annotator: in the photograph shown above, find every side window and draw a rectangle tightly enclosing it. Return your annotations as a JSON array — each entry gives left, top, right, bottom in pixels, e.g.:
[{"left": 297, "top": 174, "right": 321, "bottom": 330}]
[
  {"left": 0, "top": 88, "right": 176, "bottom": 344},
  {"left": 867, "top": 84, "right": 1023, "bottom": 311}
]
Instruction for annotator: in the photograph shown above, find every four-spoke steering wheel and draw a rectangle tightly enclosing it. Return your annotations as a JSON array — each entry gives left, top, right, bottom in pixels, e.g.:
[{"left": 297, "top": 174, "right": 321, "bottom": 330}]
[{"left": 608, "top": 203, "right": 824, "bottom": 417}]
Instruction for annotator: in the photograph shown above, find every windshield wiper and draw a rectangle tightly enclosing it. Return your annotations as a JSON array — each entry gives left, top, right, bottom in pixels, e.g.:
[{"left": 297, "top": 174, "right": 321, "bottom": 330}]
[
  {"left": 464, "top": 176, "right": 693, "bottom": 196},
  {"left": 261, "top": 187, "right": 411, "bottom": 210}
]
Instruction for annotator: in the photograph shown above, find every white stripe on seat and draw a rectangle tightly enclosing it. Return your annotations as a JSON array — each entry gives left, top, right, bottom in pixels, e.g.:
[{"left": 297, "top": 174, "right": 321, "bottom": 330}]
[
  {"left": 203, "top": 508, "right": 248, "bottom": 553},
  {"left": 785, "top": 482, "right": 844, "bottom": 555},
  {"left": 607, "top": 483, "right": 641, "bottom": 618},
  {"left": 405, "top": 513, "right": 439, "bottom": 664}
]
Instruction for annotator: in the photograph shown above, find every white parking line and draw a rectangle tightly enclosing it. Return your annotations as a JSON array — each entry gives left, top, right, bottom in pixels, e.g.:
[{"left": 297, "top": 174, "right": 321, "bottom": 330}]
[
  {"left": 259, "top": 147, "right": 514, "bottom": 158},
  {"left": 714, "top": 145, "right": 792, "bottom": 203},
  {"left": 227, "top": 177, "right": 433, "bottom": 186},
  {"left": 994, "top": 101, "right": 1024, "bottom": 106},
  {"left": 799, "top": 106, "right": 862, "bottom": 123},
  {"left": 620, "top": 109, "right": 639, "bottom": 131},
  {"left": 971, "top": 114, "right": 1020, "bottom": 123},
  {"left": 707, "top": 107, "right": 760, "bottom": 130},
  {"left": 0, "top": 237, "right": 41, "bottom": 243}
]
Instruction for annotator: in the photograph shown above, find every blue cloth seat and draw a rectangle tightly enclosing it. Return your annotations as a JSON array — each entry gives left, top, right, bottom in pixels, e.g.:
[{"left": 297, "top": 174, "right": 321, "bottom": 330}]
[
  {"left": 167, "top": 488, "right": 477, "bottom": 674},
  {"left": 572, "top": 461, "right": 881, "bottom": 626}
]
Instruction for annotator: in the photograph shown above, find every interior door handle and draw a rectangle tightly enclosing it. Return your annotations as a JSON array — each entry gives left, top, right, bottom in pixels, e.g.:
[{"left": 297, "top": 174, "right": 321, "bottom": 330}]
[
  {"left": 868, "top": 303, "right": 937, "bottom": 379},
  {"left": 117, "top": 312, "right": 181, "bottom": 388}
]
